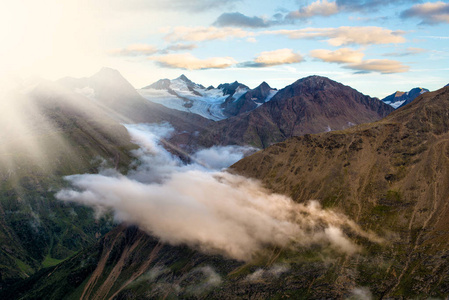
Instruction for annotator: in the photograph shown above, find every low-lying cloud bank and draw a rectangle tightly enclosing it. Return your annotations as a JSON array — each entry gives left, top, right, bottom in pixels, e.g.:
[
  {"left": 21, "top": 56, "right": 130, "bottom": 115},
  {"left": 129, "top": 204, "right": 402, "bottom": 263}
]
[{"left": 57, "top": 123, "right": 381, "bottom": 261}]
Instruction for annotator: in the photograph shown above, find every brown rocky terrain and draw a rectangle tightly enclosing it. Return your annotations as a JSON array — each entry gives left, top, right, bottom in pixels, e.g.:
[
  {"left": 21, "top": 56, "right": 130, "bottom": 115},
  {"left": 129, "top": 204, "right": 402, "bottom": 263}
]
[{"left": 233, "top": 85, "right": 449, "bottom": 297}]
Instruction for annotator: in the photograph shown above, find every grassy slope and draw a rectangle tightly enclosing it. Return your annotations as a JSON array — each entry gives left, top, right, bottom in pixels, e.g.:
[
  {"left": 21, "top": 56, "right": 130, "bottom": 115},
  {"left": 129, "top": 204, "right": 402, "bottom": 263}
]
[
  {"left": 0, "top": 84, "right": 137, "bottom": 283},
  {"left": 232, "top": 86, "right": 449, "bottom": 297}
]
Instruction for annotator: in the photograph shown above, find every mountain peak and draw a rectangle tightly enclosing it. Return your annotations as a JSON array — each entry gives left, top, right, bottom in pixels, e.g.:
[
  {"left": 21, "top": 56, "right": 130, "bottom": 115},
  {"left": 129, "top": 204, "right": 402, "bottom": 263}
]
[
  {"left": 287, "top": 75, "right": 341, "bottom": 93},
  {"left": 177, "top": 74, "right": 190, "bottom": 82},
  {"left": 257, "top": 81, "right": 271, "bottom": 89},
  {"left": 95, "top": 67, "right": 122, "bottom": 77}
]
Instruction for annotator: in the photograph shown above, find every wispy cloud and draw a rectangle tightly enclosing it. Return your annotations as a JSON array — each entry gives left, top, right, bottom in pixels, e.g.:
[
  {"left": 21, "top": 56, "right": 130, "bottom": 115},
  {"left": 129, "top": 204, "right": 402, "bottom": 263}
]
[
  {"left": 108, "top": 43, "right": 198, "bottom": 57},
  {"left": 310, "top": 48, "right": 364, "bottom": 63},
  {"left": 164, "top": 26, "right": 253, "bottom": 42},
  {"left": 103, "top": 0, "right": 241, "bottom": 12},
  {"left": 344, "top": 59, "right": 410, "bottom": 74},
  {"left": 310, "top": 48, "right": 410, "bottom": 74},
  {"left": 151, "top": 53, "right": 237, "bottom": 70},
  {"left": 108, "top": 44, "right": 159, "bottom": 56},
  {"left": 383, "top": 47, "right": 428, "bottom": 57},
  {"left": 213, "top": 12, "right": 271, "bottom": 28},
  {"left": 160, "top": 43, "right": 198, "bottom": 54},
  {"left": 287, "top": 0, "right": 339, "bottom": 20},
  {"left": 336, "top": 0, "right": 420, "bottom": 11},
  {"left": 239, "top": 48, "right": 303, "bottom": 68},
  {"left": 401, "top": 1, "right": 449, "bottom": 25},
  {"left": 267, "top": 26, "right": 406, "bottom": 46},
  {"left": 164, "top": 26, "right": 406, "bottom": 46}
]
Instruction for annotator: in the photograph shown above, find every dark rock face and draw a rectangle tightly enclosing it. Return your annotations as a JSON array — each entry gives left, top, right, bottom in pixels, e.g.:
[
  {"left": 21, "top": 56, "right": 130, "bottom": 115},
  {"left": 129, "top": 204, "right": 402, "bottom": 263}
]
[
  {"left": 217, "top": 81, "right": 249, "bottom": 97},
  {"left": 222, "top": 82, "right": 277, "bottom": 117},
  {"left": 382, "top": 87, "right": 429, "bottom": 108},
  {"left": 199, "top": 75, "right": 394, "bottom": 148}
]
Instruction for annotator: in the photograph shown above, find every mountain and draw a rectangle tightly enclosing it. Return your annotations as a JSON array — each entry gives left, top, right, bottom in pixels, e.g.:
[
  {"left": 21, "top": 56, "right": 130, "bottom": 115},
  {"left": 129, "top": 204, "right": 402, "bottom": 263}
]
[
  {"left": 6, "top": 86, "right": 449, "bottom": 299},
  {"left": 0, "top": 68, "right": 216, "bottom": 284},
  {"left": 381, "top": 87, "right": 429, "bottom": 109},
  {"left": 138, "top": 75, "right": 277, "bottom": 120},
  {"left": 196, "top": 75, "right": 394, "bottom": 148},
  {"left": 0, "top": 79, "right": 138, "bottom": 282},
  {"left": 232, "top": 86, "right": 449, "bottom": 297},
  {"left": 222, "top": 81, "right": 277, "bottom": 116}
]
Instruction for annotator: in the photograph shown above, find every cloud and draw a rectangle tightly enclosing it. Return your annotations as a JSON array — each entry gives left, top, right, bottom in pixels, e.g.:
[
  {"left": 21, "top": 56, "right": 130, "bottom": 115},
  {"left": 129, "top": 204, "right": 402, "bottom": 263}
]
[
  {"left": 213, "top": 12, "right": 271, "bottom": 28},
  {"left": 103, "top": 0, "right": 241, "bottom": 12},
  {"left": 401, "top": 1, "right": 449, "bottom": 25},
  {"left": 108, "top": 44, "right": 159, "bottom": 56},
  {"left": 344, "top": 59, "right": 410, "bottom": 74},
  {"left": 245, "top": 264, "right": 290, "bottom": 282},
  {"left": 336, "top": 0, "right": 420, "bottom": 11},
  {"left": 239, "top": 49, "right": 303, "bottom": 68},
  {"left": 310, "top": 48, "right": 409, "bottom": 74},
  {"left": 348, "top": 287, "right": 373, "bottom": 300},
  {"left": 160, "top": 43, "right": 198, "bottom": 54},
  {"left": 151, "top": 53, "right": 237, "bottom": 70},
  {"left": 164, "top": 26, "right": 253, "bottom": 42},
  {"left": 310, "top": 48, "right": 364, "bottom": 63},
  {"left": 156, "top": 0, "right": 241, "bottom": 12},
  {"left": 268, "top": 26, "right": 406, "bottom": 46},
  {"left": 109, "top": 43, "right": 198, "bottom": 57},
  {"left": 383, "top": 47, "right": 428, "bottom": 57},
  {"left": 287, "top": 0, "right": 339, "bottom": 20},
  {"left": 254, "top": 48, "right": 303, "bottom": 66},
  {"left": 192, "top": 145, "right": 257, "bottom": 170},
  {"left": 56, "top": 123, "right": 382, "bottom": 261}
]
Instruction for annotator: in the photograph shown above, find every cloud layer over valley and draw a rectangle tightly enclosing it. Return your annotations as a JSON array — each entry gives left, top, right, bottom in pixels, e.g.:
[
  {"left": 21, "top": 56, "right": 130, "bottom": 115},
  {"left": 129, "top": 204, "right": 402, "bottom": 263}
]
[{"left": 57, "top": 123, "right": 381, "bottom": 261}]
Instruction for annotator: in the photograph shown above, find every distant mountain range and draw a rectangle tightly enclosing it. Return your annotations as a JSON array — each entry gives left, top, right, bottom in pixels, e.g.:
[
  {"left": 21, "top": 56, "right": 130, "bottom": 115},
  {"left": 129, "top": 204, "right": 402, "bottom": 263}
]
[
  {"left": 138, "top": 74, "right": 278, "bottom": 120},
  {"left": 381, "top": 87, "right": 429, "bottom": 109},
  {"left": 195, "top": 75, "right": 394, "bottom": 148}
]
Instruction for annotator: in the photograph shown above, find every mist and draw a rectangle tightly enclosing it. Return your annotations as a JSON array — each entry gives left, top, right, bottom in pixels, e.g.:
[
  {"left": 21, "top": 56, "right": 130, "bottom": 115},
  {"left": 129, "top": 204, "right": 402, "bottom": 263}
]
[{"left": 57, "top": 123, "right": 381, "bottom": 261}]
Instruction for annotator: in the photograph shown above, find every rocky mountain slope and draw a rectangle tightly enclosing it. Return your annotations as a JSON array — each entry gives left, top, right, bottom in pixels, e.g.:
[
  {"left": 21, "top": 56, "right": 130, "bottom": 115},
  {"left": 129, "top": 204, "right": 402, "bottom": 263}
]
[
  {"left": 196, "top": 75, "right": 394, "bottom": 148},
  {"left": 381, "top": 87, "right": 429, "bottom": 109},
  {"left": 232, "top": 85, "right": 449, "bottom": 297}
]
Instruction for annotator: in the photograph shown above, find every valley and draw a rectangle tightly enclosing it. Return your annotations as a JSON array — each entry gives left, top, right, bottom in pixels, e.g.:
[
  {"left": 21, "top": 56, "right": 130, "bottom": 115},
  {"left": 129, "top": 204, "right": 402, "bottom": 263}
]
[{"left": 0, "top": 68, "right": 448, "bottom": 299}]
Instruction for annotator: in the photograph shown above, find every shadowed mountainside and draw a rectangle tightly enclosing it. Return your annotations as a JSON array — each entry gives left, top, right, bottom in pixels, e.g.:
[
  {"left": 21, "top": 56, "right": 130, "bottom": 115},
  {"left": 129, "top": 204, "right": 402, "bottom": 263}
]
[{"left": 197, "top": 75, "right": 394, "bottom": 148}]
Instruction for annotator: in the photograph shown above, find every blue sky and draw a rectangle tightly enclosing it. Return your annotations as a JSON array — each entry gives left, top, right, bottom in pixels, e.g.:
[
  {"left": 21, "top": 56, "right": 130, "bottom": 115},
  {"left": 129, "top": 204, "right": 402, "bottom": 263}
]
[{"left": 1, "top": 0, "right": 448, "bottom": 98}]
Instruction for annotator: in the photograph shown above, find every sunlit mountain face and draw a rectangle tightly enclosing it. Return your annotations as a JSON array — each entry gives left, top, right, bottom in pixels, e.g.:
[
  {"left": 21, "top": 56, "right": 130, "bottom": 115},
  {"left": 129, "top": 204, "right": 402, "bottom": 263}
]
[{"left": 0, "top": 0, "right": 449, "bottom": 299}]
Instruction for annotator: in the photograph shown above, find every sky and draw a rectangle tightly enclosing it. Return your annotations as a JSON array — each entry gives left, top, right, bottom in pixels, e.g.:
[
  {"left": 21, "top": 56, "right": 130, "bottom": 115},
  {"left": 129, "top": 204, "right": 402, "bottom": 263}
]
[{"left": 0, "top": 0, "right": 448, "bottom": 98}]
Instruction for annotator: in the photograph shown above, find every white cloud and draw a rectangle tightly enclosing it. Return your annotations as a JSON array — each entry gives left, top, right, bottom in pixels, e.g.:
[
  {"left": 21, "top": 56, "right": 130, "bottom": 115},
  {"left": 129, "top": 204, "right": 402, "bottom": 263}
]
[
  {"left": 164, "top": 26, "right": 253, "bottom": 42},
  {"left": 193, "top": 145, "right": 257, "bottom": 170},
  {"left": 345, "top": 59, "right": 410, "bottom": 74},
  {"left": 108, "top": 44, "right": 159, "bottom": 56},
  {"left": 310, "top": 48, "right": 364, "bottom": 63},
  {"left": 56, "top": 123, "right": 382, "bottom": 261},
  {"left": 287, "top": 0, "right": 339, "bottom": 19},
  {"left": 268, "top": 26, "right": 406, "bottom": 46},
  {"left": 254, "top": 49, "right": 303, "bottom": 66},
  {"left": 151, "top": 53, "right": 237, "bottom": 70},
  {"left": 401, "top": 1, "right": 449, "bottom": 24},
  {"left": 382, "top": 47, "right": 428, "bottom": 57}
]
